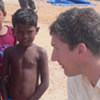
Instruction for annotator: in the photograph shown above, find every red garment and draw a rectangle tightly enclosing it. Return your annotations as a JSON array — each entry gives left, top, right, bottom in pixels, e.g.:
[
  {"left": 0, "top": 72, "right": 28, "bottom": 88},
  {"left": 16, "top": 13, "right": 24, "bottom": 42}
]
[{"left": 0, "top": 26, "right": 16, "bottom": 75}]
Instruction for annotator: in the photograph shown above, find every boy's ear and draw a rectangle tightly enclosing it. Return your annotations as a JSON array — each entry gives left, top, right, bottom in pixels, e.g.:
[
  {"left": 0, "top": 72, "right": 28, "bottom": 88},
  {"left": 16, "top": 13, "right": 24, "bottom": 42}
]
[
  {"left": 4, "top": 11, "right": 7, "bottom": 17},
  {"left": 36, "top": 27, "right": 40, "bottom": 33}
]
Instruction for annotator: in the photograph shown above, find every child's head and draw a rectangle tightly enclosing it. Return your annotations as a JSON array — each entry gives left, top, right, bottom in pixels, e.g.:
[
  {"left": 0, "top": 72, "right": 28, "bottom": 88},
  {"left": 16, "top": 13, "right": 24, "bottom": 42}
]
[
  {"left": 12, "top": 8, "right": 39, "bottom": 47},
  {"left": 50, "top": 7, "right": 100, "bottom": 55},
  {"left": 0, "top": 0, "right": 6, "bottom": 14},
  {"left": 12, "top": 8, "right": 38, "bottom": 28}
]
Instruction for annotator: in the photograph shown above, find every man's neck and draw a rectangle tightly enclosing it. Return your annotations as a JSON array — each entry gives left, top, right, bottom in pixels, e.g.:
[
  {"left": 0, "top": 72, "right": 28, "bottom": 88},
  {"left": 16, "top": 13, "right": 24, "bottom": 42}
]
[
  {"left": 88, "top": 73, "right": 100, "bottom": 87},
  {"left": 84, "top": 64, "right": 100, "bottom": 87}
]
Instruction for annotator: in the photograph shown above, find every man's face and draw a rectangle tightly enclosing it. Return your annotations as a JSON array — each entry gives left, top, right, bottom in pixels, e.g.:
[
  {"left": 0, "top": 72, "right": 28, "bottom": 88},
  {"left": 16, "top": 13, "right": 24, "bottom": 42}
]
[{"left": 51, "top": 35, "right": 80, "bottom": 76}]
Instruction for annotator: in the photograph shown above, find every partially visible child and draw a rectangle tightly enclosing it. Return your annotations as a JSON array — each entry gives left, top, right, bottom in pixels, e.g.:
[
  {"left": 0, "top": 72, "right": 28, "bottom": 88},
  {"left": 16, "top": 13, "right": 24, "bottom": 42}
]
[
  {"left": 1, "top": 8, "right": 49, "bottom": 100},
  {"left": 0, "top": 0, "right": 16, "bottom": 72},
  {"left": 18, "top": 0, "right": 36, "bottom": 10},
  {"left": 0, "top": 0, "right": 16, "bottom": 99}
]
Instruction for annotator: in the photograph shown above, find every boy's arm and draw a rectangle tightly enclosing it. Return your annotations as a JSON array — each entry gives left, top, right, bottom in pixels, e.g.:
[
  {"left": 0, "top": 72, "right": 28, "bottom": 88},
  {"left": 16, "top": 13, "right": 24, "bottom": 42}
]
[
  {"left": 30, "top": 48, "right": 49, "bottom": 100},
  {"left": 1, "top": 49, "right": 10, "bottom": 100}
]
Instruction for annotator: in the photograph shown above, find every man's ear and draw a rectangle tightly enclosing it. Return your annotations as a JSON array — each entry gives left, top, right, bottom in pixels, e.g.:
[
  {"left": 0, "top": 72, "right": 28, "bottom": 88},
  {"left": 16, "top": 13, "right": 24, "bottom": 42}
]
[{"left": 77, "top": 43, "right": 87, "bottom": 55}]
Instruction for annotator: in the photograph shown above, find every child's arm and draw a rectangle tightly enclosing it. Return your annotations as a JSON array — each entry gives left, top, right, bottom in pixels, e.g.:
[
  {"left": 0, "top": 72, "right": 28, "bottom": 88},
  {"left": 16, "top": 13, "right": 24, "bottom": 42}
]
[
  {"left": 29, "top": 48, "right": 49, "bottom": 100},
  {"left": 1, "top": 49, "right": 10, "bottom": 100}
]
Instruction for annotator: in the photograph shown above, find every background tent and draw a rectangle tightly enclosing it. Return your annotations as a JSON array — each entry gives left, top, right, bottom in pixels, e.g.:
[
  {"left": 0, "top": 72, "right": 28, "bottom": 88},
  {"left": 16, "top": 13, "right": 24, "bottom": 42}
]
[{"left": 47, "top": 0, "right": 94, "bottom": 6}]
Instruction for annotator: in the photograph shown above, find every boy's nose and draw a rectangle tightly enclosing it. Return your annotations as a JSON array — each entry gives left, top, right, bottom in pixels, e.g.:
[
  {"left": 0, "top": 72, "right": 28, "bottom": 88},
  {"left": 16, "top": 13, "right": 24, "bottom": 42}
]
[{"left": 23, "top": 33, "right": 28, "bottom": 38}]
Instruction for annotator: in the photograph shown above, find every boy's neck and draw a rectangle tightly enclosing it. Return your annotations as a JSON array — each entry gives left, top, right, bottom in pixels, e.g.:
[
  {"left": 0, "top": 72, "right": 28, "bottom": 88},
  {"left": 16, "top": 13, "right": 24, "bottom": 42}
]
[
  {"left": 18, "top": 43, "right": 34, "bottom": 48},
  {"left": 0, "top": 24, "right": 2, "bottom": 30},
  {"left": 0, "top": 25, "right": 7, "bottom": 35}
]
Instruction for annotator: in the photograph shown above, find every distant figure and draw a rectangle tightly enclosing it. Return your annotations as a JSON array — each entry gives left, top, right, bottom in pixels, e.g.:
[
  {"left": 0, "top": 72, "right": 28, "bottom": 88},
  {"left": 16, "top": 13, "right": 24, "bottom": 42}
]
[
  {"left": 50, "top": 7, "right": 100, "bottom": 100},
  {"left": 1, "top": 8, "right": 49, "bottom": 100},
  {"left": 18, "top": 0, "right": 36, "bottom": 10}
]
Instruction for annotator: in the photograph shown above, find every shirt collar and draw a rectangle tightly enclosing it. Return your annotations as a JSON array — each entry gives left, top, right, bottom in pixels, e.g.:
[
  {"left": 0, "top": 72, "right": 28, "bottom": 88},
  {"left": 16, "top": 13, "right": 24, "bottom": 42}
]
[
  {"left": 96, "top": 78, "right": 100, "bottom": 88},
  {"left": 81, "top": 75, "right": 100, "bottom": 88}
]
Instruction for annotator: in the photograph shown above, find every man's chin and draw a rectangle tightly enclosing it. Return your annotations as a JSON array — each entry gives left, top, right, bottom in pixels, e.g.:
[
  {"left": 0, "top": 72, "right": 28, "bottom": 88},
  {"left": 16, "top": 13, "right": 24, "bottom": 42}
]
[{"left": 64, "top": 70, "right": 72, "bottom": 77}]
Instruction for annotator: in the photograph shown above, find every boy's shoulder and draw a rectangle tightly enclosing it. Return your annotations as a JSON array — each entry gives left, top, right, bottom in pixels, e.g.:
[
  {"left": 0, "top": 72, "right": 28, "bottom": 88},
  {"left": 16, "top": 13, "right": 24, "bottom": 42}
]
[
  {"left": 4, "top": 45, "right": 16, "bottom": 54},
  {"left": 35, "top": 44, "right": 47, "bottom": 53},
  {"left": 6, "top": 26, "right": 14, "bottom": 33},
  {"left": 3, "top": 46, "right": 15, "bottom": 58},
  {"left": 6, "top": 26, "right": 13, "bottom": 29},
  {"left": 31, "top": 44, "right": 47, "bottom": 57}
]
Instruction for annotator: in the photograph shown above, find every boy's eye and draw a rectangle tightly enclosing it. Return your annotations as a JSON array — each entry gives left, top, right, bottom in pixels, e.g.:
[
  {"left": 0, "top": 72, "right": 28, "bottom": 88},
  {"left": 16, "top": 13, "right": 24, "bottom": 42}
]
[
  {"left": 27, "top": 31, "right": 33, "bottom": 34},
  {"left": 18, "top": 32, "right": 24, "bottom": 35}
]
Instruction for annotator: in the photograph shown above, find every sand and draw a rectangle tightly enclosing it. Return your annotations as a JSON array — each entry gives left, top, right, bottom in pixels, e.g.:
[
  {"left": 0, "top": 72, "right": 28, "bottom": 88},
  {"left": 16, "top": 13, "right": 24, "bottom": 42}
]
[{"left": 3, "top": 0, "right": 100, "bottom": 100}]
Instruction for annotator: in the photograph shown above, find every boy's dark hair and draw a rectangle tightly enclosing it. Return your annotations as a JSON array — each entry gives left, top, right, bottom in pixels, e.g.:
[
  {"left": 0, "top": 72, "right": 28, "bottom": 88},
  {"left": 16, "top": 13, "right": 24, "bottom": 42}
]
[
  {"left": 50, "top": 7, "right": 100, "bottom": 55},
  {"left": 0, "top": 0, "right": 6, "bottom": 14},
  {"left": 12, "top": 8, "right": 38, "bottom": 28}
]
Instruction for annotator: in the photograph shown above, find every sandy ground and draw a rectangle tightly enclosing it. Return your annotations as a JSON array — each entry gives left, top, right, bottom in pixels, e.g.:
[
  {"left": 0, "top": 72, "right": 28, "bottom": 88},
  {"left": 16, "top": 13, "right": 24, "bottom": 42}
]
[{"left": 3, "top": 0, "right": 100, "bottom": 100}]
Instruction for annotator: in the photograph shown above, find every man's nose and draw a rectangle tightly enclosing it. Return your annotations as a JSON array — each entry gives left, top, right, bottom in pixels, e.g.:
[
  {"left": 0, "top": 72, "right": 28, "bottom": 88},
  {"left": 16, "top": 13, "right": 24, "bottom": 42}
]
[{"left": 51, "top": 51, "right": 57, "bottom": 61}]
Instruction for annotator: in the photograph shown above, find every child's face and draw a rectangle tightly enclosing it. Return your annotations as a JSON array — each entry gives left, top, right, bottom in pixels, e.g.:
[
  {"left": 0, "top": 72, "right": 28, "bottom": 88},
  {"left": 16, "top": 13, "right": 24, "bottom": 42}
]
[
  {"left": 14, "top": 24, "right": 39, "bottom": 46},
  {"left": 0, "top": 9, "right": 6, "bottom": 25}
]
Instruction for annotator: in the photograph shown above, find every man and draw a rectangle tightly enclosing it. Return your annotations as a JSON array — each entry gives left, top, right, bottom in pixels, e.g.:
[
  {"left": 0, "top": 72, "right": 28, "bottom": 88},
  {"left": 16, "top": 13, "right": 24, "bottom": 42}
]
[{"left": 50, "top": 7, "right": 100, "bottom": 100}]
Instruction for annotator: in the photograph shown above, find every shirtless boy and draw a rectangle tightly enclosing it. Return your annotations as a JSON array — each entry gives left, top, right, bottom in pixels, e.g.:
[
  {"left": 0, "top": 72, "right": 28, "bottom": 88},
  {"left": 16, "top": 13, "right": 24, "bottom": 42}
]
[{"left": 1, "top": 8, "right": 49, "bottom": 100}]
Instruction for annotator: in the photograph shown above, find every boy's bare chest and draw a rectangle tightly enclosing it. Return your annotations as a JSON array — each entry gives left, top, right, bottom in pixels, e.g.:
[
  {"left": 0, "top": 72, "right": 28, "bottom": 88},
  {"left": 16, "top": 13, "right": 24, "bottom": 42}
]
[{"left": 10, "top": 49, "right": 39, "bottom": 69}]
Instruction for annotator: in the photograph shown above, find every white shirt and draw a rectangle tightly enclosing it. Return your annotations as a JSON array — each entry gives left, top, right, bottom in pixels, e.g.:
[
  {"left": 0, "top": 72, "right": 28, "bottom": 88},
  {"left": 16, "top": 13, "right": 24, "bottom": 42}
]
[{"left": 67, "top": 75, "right": 100, "bottom": 100}]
